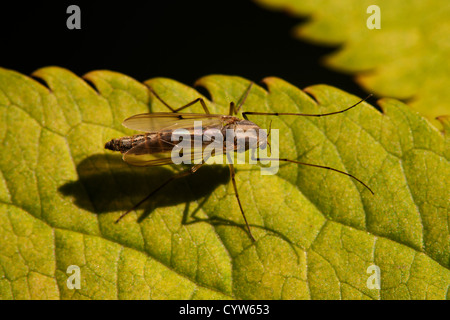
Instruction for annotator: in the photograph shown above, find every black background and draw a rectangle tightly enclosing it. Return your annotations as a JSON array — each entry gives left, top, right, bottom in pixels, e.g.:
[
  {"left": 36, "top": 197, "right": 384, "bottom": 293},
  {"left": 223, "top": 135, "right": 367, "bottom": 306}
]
[{"left": 0, "top": 0, "right": 367, "bottom": 97}]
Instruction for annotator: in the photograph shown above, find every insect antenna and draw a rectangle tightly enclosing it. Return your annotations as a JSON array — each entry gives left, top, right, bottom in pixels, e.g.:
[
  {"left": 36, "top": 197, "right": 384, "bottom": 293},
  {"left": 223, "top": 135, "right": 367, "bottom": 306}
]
[
  {"left": 245, "top": 94, "right": 375, "bottom": 195},
  {"left": 253, "top": 156, "right": 374, "bottom": 195},
  {"left": 242, "top": 94, "right": 373, "bottom": 120}
]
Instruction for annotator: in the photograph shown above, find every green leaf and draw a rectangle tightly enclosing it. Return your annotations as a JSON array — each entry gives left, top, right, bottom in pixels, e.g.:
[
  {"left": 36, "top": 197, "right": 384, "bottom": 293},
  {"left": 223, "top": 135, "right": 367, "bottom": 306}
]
[
  {"left": 254, "top": 0, "right": 450, "bottom": 128},
  {"left": 0, "top": 66, "right": 449, "bottom": 300}
]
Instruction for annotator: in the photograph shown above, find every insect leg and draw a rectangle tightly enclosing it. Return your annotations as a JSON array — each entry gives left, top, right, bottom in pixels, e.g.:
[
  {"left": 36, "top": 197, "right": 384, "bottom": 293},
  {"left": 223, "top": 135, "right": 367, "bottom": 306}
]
[
  {"left": 115, "top": 162, "right": 205, "bottom": 223},
  {"left": 235, "top": 82, "right": 254, "bottom": 114},
  {"left": 242, "top": 94, "right": 372, "bottom": 120},
  {"left": 229, "top": 102, "right": 237, "bottom": 116},
  {"left": 253, "top": 156, "right": 374, "bottom": 195},
  {"left": 173, "top": 98, "right": 211, "bottom": 114},
  {"left": 228, "top": 82, "right": 254, "bottom": 116},
  {"left": 147, "top": 86, "right": 211, "bottom": 114},
  {"left": 229, "top": 164, "right": 256, "bottom": 241}
]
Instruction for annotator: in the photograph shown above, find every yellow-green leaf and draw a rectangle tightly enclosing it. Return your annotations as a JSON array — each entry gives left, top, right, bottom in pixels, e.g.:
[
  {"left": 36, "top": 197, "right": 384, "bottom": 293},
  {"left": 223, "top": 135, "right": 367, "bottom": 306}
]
[{"left": 0, "top": 67, "right": 448, "bottom": 300}]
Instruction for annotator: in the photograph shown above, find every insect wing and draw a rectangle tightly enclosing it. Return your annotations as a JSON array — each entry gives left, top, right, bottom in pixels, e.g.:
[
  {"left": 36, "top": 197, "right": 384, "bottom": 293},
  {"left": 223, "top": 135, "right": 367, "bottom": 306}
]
[
  {"left": 123, "top": 146, "right": 206, "bottom": 166},
  {"left": 122, "top": 134, "right": 208, "bottom": 167},
  {"left": 123, "top": 152, "right": 174, "bottom": 166},
  {"left": 122, "top": 113, "right": 225, "bottom": 133}
]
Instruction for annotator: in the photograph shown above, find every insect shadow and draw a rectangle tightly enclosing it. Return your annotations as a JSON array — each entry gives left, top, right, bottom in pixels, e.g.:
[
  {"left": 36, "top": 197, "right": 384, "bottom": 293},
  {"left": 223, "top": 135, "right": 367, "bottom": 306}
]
[{"left": 58, "top": 153, "right": 235, "bottom": 226}]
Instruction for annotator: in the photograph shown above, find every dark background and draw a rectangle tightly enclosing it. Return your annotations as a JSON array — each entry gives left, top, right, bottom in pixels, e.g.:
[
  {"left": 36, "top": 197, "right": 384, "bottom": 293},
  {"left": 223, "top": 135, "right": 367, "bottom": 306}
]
[{"left": 0, "top": 0, "right": 367, "bottom": 97}]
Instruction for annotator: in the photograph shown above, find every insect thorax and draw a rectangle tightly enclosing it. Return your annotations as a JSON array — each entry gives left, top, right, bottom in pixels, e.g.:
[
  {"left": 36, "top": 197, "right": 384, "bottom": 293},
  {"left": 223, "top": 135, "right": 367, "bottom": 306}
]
[{"left": 222, "top": 120, "right": 267, "bottom": 152}]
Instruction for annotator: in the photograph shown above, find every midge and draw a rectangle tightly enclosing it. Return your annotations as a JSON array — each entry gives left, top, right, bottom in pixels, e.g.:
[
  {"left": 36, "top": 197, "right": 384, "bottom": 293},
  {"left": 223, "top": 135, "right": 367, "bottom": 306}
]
[{"left": 105, "top": 83, "right": 374, "bottom": 241}]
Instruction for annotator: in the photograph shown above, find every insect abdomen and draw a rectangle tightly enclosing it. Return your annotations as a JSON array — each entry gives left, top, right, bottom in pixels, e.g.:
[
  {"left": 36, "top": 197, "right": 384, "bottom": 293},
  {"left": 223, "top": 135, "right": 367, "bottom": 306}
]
[{"left": 105, "top": 135, "right": 146, "bottom": 153}]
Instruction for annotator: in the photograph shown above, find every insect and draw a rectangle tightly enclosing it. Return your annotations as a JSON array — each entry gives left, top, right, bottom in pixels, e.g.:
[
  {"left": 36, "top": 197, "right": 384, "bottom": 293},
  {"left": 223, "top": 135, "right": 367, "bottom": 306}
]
[{"left": 105, "top": 83, "right": 374, "bottom": 241}]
